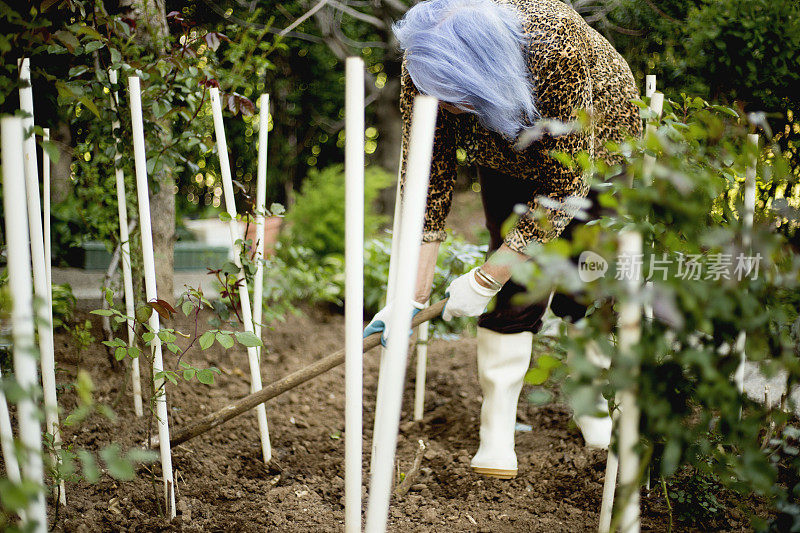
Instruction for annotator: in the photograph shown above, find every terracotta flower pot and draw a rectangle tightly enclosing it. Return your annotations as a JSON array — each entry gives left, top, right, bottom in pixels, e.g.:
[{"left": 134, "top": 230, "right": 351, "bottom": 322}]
[{"left": 245, "top": 216, "right": 282, "bottom": 257}]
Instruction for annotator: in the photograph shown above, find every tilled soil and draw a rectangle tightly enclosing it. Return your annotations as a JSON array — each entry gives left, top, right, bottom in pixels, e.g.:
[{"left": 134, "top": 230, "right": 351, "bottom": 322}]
[{"left": 42, "top": 307, "right": 757, "bottom": 532}]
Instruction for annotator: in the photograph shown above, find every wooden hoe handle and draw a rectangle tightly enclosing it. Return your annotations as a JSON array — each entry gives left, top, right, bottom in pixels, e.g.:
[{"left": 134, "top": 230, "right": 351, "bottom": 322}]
[{"left": 166, "top": 298, "right": 449, "bottom": 448}]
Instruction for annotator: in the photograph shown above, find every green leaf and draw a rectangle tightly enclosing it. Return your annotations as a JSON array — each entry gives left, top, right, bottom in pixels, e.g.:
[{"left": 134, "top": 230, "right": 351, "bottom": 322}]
[
  {"left": 235, "top": 331, "right": 263, "bottom": 347},
  {"left": 136, "top": 306, "right": 152, "bottom": 323},
  {"left": 101, "top": 444, "right": 135, "bottom": 481},
  {"left": 524, "top": 367, "right": 549, "bottom": 386},
  {"left": 91, "top": 309, "right": 114, "bottom": 316},
  {"left": 54, "top": 30, "right": 80, "bottom": 52},
  {"left": 142, "top": 331, "right": 155, "bottom": 343},
  {"left": 83, "top": 40, "right": 105, "bottom": 54},
  {"left": 197, "top": 368, "right": 216, "bottom": 385},
  {"left": 114, "top": 347, "right": 127, "bottom": 361},
  {"left": 219, "top": 211, "right": 232, "bottom": 222},
  {"left": 181, "top": 300, "right": 194, "bottom": 317},
  {"left": 537, "top": 355, "right": 562, "bottom": 371},
  {"left": 269, "top": 202, "right": 286, "bottom": 216},
  {"left": 109, "top": 47, "right": 122, "bottom": 65},
  {"left": 157, "top": 330, "right": 176, "bottom": 344},
  {"left": 127, "top": 346, "right": 141, "bottom": 359},
  {"left": 104, "top": 287, "right": 114, "bottom": 306},
  {"left": 216, "top": 332, "right": 234, "bottom": 349},
  {"left": 199, "top": 331, "right": 215, "bottom": 350},
  {"left": 79, "top": 96, "right": 101, "bottom": 119},
  {"left": 183, "top": 368, "right": 196, "bottom": 381}
]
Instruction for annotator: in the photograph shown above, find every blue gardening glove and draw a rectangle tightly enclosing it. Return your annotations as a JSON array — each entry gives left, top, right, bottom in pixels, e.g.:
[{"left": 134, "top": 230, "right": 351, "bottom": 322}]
[
  {"left": 442, "top": 267, "right": 501, "bottom": 321},
  {"left": 364, "top": 299, "right": 425, "bottom": 347}
]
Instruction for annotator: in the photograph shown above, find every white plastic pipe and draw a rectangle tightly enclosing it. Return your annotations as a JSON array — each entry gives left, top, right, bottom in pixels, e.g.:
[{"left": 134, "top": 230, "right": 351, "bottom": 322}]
[
  {"left": 735, "top": 134, "right": 758, "bottom": 395},
  {"left": 344, "top": 56, "right": 365, "bottom": 533},
  {"left": 645, "top": 75, "right": 656, "bottom": 99},
  {"left": 42, "top": 128, "right": 51, "bottom": 291},
  {"left": 617, "top": 230, "right": 643, "bottom": 533},
  {"left": 252, "top": 94, "right": 270, "bottom": 357},
  {"left": 370, "top": 138, "right": 407, "bottom": 475},
  {"left": 110, "top": 70, "right": 143, "bottom": 417},
  {"left": 0, "top": 367, "right": 21, "bottom": 484},
  {"left": 128, "top": 76, "right": 176, "bottom": 518},
  {"left": 209, "top": 87, "right": 272, "bottom": 463},
  {"left": 365, "top": 95, "right": 438, "bottom": 533},
  {"left": 2, "top": 116, "right": 48, "bottom": 532},
  {"left": 413, "top": 303, "right": 429, "bottom": 421},
  {"left": 598, "top": 433, "right": 619, "bottom": 533},
  {"left": 18, "top": 58, "right": 65, "bottom": 506}
]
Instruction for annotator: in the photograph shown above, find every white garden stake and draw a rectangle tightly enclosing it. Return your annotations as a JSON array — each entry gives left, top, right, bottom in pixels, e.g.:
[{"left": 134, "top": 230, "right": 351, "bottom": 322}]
[
  {"left": 365, "top": 95, "right": 438, "bottom": 533},
  {"left": 110, "top": 70, "right": 143, "bottom": 417},
  {"left": 2, "top": 116, "right": 48, "bottom": 532},
  {"left": 252, "top": 93, "right": 270, "bottom": 356},
  {"left": 413, "top": 302, "right": 429, "bottom": 421},
  {"left": 370, "top": 139, "right": 408, "bottom": 475},
  {"left": 645, "top": 75, "right": 656, "bottom": 99},
  {"left": 128, "top": 76, "right": 176, "bottom": 518},
  {"left": 0, "top": 367, "right": 21, "bottom": 485},
  {"left": 735, "top": 134, "right": 758, "bottom": 395},
  {"left": 43, "top": 128, "right": 51, "bottom": 290},
  {"left": 209, "top": 87, "right": 272, "bottom": 463},
  {"left": 344, "top": 56, "right": 365, "bottom": 533},
  {"left": 617, "top": 230, "right": 643, "bottom": 533},
  {"left": 18, "top": 58, "right": 65, "bottom": 505}
]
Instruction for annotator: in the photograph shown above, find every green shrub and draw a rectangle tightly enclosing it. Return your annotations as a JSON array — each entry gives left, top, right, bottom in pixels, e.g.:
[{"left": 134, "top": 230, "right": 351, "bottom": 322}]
[
  {"left": 263, "top": 234, "right": 486, "bottom": 336},
  {"left": 281, "top": 164, "right": 392, "bottom": 257}
]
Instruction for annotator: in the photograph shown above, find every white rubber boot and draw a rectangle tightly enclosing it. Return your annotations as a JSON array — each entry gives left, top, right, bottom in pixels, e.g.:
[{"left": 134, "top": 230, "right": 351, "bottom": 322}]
[
  {"left": 470, "top": 327, "right": 533, "bottom": 479},
  {"left": 572, "top": 340, "right": 612, "bottom": 449}
]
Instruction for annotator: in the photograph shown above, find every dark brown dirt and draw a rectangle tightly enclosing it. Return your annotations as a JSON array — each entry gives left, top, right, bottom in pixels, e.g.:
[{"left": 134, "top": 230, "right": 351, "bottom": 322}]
[{"left": 41, "top": 306, "right": 758, "bottom": 532}]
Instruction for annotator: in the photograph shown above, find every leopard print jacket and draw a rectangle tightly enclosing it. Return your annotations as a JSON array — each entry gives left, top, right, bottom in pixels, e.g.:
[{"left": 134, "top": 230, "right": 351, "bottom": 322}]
[{"left": 399, "top": 0, "right": 642, "bottom": 253}]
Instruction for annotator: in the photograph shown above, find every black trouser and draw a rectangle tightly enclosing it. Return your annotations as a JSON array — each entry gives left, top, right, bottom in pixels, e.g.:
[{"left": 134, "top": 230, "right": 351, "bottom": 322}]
[{"left": 476, "top": 166, "right": 590, "bottom": 335}]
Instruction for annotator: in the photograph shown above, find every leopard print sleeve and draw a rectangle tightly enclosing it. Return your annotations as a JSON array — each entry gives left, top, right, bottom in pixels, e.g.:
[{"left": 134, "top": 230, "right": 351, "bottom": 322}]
[
  {"left": 503, "top": 17, "right": 594, "bottom": 253},
  {"left": 399, "top": 58, "right": 457, "bottom": 244}
]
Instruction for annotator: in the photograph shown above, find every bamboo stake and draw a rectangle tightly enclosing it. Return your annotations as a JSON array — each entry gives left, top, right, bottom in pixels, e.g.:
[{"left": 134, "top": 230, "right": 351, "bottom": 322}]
[
  {"left": 128, "top": 76, "right": 176, "bottom": 518},
  {"left": 110, "top": 70, "right": 143, "bottom": 417},
  {"left": 165, "top": 300, "right": 446, "bottom": 448},
  {"left": 735, "top": 134, "right": 758, "bottom": 396},
  {"left": 413, "top": 303, "right": 429, "bottom": 421},
  {"left": 617, "top": 230, "right": 643, "bottom": 533},
  {"left": 2, "top": 116, "right": 48, "bottom": 532},
  {"left": 209, "top": 87, "right": 272, "bottom": 463},
  {"left": 18, "top": 58, "right": 64, "bottom": 506},
  {"left": 252, "top": 94, "right": 270, "bottom": 357},
  {"left": 344, "top": 56, "right": 366, "bottom": 533},
  {"left": 365, "top": 95, "right": 438, "bottom": 533}
]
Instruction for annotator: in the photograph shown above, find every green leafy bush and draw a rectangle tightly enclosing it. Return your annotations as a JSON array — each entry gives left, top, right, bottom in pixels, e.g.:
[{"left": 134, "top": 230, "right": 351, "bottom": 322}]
[
  {"left": 517, "top": 95, "right": 799, "bottom": 526},
  {"left": 260, "top": 234, "right": 486, "bottom": 336},
  {"left": 281, "top": 164, "right": 392, "bottom": 257}
]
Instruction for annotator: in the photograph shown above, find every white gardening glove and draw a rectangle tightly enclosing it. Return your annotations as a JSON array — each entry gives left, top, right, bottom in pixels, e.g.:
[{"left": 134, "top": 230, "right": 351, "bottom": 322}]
[
  {"left": 364, "top": 299, "right": 425, "bottom": 346},
  {"left": 442, "top": 267, "right": 501, "bottom": 321}
]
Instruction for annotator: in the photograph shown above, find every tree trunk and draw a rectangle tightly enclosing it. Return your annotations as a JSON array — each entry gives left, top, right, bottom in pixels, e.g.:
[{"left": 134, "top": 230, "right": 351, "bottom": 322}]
[{"left": 122, "top": 0, "right": 175, "bottom": 301}]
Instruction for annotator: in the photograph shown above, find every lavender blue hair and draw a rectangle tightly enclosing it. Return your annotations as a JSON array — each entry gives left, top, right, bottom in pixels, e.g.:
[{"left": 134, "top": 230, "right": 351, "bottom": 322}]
[{"left": 393, "top": 0, "right": 539, "bottom": 139}]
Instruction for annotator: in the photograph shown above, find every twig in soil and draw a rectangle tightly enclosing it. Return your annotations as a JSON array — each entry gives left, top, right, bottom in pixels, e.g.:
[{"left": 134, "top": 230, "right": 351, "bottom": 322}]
[
  {"left": 660, "top": 476, "right": 673, "bottom": 533},
  {"left": 394, "top": 440, "right": 426, "bottom": 499}
]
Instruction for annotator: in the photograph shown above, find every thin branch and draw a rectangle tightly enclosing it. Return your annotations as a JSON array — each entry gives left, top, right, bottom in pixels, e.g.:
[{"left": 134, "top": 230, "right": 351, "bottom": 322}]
[
  {"left": 197, "top": 0, "right": 323, "bottom": 42},
  {"left": 280, "top": 0, "right": 330, "bottom": 37},
  {"left": 642, "top": 0, "right": 680, "bottom": 23},
  {"left": 328, "top": 0, "right": 387, "bottom": 28}
]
